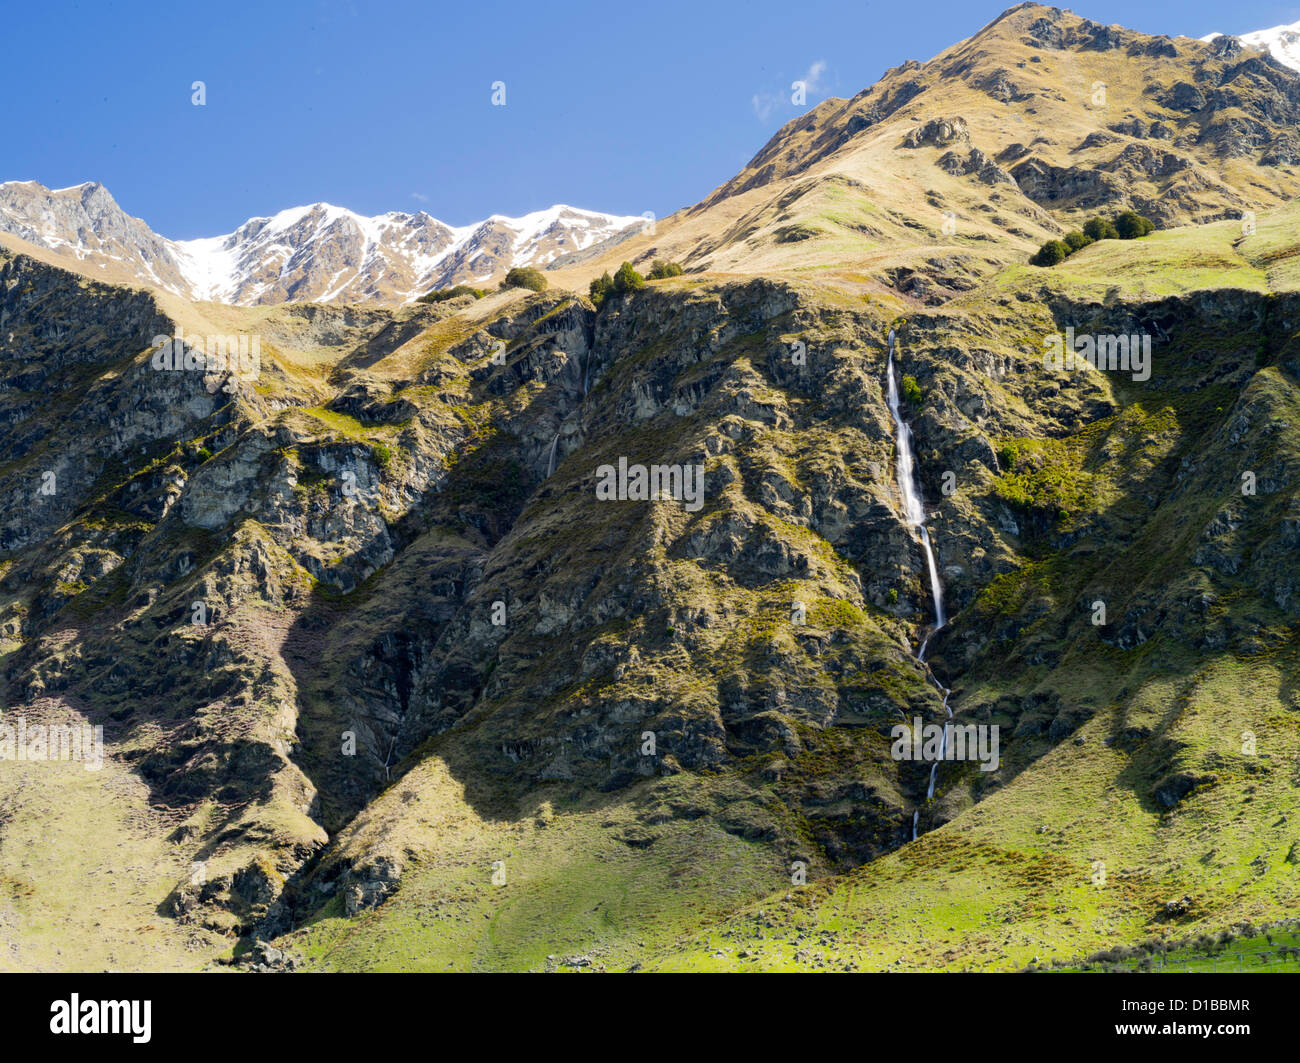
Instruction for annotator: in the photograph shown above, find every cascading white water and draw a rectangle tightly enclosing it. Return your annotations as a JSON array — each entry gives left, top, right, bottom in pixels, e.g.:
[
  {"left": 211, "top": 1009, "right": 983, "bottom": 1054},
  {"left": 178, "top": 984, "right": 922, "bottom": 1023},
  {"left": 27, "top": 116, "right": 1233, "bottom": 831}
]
[
  {"left": 912, "top": 685, "right": 955, "bottom": 838},
  {"left": 884, "top": 328, "right": 952, "bottom": 841},
  {"left": 545, "top": 433, "right": 560, "bottom": 478},
  {"left": 885, "top": 329, "right": 946, "bottom": 634},
  {"left": 925, "top": 686, "right": 953, "bottom": 804}
]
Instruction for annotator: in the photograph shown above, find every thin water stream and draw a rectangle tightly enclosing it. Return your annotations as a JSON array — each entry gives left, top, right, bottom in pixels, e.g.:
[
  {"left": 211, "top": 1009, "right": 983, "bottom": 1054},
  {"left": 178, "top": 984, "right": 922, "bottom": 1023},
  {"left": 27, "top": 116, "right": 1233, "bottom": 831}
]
[{"left": 884, "top": 329, "right": 952, "bottom": 840}]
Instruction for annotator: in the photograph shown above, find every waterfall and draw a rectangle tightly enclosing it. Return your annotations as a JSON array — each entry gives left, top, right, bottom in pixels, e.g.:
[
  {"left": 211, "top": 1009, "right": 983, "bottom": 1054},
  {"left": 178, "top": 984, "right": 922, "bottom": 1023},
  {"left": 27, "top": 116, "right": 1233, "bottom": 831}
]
[
  {"left": 545, "top": 433, "right": 560, "bottom": 478},
  {"left": 912, "top": 677, "right": 953, "bottom": 839},
  {"left": 885, "top": 329, "right": 947, "bottom": 637},
  {"left": 884, "top": 328, "right": 952, "bottom": 841}
]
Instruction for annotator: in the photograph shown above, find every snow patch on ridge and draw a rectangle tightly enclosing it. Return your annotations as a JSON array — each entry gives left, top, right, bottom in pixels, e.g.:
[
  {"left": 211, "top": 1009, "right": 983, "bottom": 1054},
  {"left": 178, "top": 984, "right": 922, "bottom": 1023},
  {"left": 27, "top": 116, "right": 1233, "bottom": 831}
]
[
  {"left": 0, "top": 180, "right": 645, "bottom": 306},
  {"left": 1201, "top": 21, "right": 1300, "bottom": 72}
]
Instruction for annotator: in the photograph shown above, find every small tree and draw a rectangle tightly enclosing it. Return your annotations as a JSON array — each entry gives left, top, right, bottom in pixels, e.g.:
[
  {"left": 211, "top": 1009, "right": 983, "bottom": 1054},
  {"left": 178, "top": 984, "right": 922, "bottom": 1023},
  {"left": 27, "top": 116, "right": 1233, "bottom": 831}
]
[
  {"left": 1083, "top": 216, "right": 1120, "bottom": 241},
  {"left": 1030, "top": 239, "right": 1069, "bottom": 267},
  {"left": 1063, "top": 230, "right": 1092, "bottom": 253},
  {"left": 500, "top": 266, "right": 548, "bottom": 292},
  {"left": 901, "top": 374, "right": 923, "bottom": 406},
  {"left": 589, "top": 271, "right": 614, "bottom": 308},
  {"left": 648, "top": 259, "right": 684, "bottom": 280},
  {"left": 1115, "top": 210, "right": 1156, "bottom": 239},
  {"left": 613, "top": 261, "right": 645, "bottom": 293}
]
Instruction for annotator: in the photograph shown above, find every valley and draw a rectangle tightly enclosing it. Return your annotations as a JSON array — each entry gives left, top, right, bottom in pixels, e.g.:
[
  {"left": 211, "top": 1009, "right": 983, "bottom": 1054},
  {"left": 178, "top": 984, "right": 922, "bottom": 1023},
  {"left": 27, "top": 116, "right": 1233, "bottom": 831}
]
[{"left": 0, "top": 3, "right": 1298, "bottom": 975}]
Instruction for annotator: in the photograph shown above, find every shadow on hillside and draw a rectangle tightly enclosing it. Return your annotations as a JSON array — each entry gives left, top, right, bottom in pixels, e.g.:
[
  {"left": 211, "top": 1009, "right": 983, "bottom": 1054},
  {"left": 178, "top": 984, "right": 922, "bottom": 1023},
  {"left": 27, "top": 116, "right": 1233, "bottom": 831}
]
[{"left": 918, "top": 294, "right": 1300, "bottom": 820}]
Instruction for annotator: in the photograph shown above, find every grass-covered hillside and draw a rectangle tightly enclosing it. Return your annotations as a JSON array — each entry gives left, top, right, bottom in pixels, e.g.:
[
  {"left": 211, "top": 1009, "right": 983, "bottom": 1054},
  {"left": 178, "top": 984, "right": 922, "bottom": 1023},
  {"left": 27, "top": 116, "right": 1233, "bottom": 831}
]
[{"left": 2, "top": 4, "right": 1299, "bottom": 975}]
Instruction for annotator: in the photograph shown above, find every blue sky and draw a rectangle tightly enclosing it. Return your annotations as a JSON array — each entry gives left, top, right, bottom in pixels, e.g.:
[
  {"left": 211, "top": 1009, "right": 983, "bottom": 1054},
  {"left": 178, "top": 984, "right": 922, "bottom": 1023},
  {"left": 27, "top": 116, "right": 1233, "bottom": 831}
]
[{"left": 4, "top": 0, "right": 1298, "bottom": 237}]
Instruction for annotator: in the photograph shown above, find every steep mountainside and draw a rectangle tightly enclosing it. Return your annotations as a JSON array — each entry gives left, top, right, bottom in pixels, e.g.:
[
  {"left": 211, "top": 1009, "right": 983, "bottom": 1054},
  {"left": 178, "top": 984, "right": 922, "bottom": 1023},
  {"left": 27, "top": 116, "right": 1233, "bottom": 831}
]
[
  {"left": 0, "top": 181, "right": 642, "bottom": 306},
  {"left": 553, "top": 4, "right": 1300, "bottom": 305},
  {"left": 1, "top": 4, "right": 1298, "bottom": 973}
]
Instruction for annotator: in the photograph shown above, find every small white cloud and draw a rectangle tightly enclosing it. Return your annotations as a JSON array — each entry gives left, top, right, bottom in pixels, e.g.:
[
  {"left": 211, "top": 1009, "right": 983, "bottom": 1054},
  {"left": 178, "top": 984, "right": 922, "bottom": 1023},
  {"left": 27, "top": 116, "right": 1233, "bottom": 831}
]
[
  {"left": 411, "top": 192, "right": 429, "bottom": 202},
  {"left": 752, "top": 59, "right": 828, "bottom": 122},
  {"left": 802, "top": 60, "right": 828, "bottom": 94}
]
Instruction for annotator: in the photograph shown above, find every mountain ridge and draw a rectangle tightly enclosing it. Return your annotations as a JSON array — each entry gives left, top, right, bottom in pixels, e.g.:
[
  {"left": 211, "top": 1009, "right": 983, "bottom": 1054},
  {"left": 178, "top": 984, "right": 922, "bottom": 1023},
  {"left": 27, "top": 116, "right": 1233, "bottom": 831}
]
[
  {"left": 2, "top": 2, "right": 1300, "bottom": 975},
  {"left": 543, "top": 2, "right": 1300, "bottom": 308},
  {"left": 1203, "top": 20, "right": 1300, "bottom": 72},
  {"left": 0, "top": 179, "right": 644, "bottom": 307},
  {"left": 6, "top": 6, "right": 1300, "bottom": 313}
]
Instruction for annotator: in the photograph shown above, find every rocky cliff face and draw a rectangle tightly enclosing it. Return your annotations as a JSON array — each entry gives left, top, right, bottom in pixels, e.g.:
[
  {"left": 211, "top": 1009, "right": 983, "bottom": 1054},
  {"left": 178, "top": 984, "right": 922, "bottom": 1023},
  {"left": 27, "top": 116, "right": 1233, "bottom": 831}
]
[
  {"left": 0, "top": 247, "right": 938, "bottom": 942},
  {"left": 3, "top": 211, "right": 1297, "bottom": 967},
  {"left": 3, "top": 4, "right": 1300, "bottom": 973}
]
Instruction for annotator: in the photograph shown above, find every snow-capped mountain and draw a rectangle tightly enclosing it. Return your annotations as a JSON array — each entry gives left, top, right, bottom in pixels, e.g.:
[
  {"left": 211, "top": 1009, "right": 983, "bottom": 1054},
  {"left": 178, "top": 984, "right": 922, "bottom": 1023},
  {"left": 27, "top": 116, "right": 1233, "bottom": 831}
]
[
  {"left": 1202, "top": 21, "right": 1300, "bottom": 72},
  {"left": 0, "top": 180, "right": 645, "bottom": 306}
]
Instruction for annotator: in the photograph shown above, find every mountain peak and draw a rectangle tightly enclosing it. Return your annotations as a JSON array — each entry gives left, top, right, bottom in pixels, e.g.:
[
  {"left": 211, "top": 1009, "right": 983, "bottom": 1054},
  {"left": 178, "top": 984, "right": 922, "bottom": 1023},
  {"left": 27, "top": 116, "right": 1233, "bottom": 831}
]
[
  {"left": 1203, "top": 20, "right": 1300, "bottom": 72},
  {"left": 0, "top": 181, "right": 644, "bottom": 305},
  {"left": 638, "top": 2, "right": 1300, "bottom": 304}
]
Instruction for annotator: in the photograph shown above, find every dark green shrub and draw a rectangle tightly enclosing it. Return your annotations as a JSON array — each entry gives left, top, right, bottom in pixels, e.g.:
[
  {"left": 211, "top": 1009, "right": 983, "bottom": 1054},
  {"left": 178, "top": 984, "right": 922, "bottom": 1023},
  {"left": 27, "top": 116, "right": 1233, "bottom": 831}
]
[
  {"left": 1030, "top": 239, "right": 1070, "bottom": 266},
  {"left": 1115, "top": 210, "right": 1156, "bottom": 239},
  {"left": 1063, "top": 230, "right": 1092, "bottom": 253},
  {"left": 589, "top": 271, "right": 614, "bottom": 308},
  {"left": 613, "top": 261, "right": 645, "bottom": 293},
  {"left": 647, "top": 259, "right": 684, "bottom": 279},
  {"left": 1083, "top": 216, "right": 1120, "bottom": 241},
  {"left": 417, "top": 283, "right": 487, "bottom": 304},
  {"left": 499, "top": 267, "right": 548, "bottom": 292}
]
